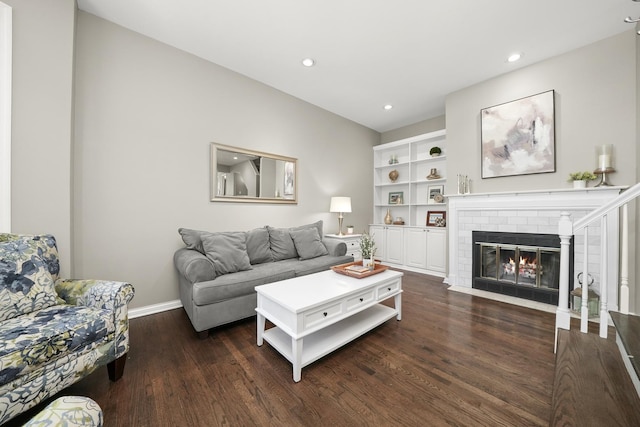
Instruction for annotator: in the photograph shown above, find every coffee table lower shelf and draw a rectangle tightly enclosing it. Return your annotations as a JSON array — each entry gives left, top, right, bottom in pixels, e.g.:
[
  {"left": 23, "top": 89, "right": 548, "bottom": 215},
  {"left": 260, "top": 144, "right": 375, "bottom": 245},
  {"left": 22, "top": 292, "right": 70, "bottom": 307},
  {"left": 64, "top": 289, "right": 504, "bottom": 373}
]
[{"left": 261, "top": 304, "right": 397, "bottom": 380}]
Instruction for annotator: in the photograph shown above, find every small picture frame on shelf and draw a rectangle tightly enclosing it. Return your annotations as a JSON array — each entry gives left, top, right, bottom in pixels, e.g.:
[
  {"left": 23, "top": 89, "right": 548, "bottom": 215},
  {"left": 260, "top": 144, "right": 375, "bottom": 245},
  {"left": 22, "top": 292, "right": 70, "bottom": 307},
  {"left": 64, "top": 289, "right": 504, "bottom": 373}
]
[
  {"left": 388, "top": 191, "right": 404, "bottom": 205},
  {"left": 427, "top": 185, "right": 444, "bottom": 204},
  {"left": 427, "top": 211, "right": 446, "bottom": 227}
]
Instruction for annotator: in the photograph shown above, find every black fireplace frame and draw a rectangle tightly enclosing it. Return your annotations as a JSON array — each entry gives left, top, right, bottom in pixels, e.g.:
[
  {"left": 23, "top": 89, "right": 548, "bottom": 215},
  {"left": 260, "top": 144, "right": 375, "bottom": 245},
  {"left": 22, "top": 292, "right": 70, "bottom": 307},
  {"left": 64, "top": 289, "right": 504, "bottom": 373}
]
[{"left": 472, "top": 231, "right": 573, "bottom": 306}]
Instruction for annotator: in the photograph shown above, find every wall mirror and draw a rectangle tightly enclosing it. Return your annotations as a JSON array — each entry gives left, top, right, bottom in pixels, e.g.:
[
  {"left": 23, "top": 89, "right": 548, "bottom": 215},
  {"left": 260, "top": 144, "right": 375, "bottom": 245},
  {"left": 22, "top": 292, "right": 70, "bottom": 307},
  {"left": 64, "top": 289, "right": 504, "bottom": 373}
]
[{"left": 210, "top": 143, "right": 297, "bottom": 204}]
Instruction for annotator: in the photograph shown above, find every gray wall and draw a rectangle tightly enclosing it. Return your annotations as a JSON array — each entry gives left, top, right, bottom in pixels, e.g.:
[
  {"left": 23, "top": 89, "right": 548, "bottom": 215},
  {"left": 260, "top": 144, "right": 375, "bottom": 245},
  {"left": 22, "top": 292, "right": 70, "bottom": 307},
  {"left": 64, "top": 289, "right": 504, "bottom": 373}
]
[
  {"left": 6, "top": 0, "right": 75, "bottom": 274},
  {"left": 445, "top": 30, "right": 636, "bottom": 196},
  {"left": 73, "top": 12, "right": 378, "bottom": 309},
  {"left": 380, "top": 115, "right": 445, "bottom": 144}
]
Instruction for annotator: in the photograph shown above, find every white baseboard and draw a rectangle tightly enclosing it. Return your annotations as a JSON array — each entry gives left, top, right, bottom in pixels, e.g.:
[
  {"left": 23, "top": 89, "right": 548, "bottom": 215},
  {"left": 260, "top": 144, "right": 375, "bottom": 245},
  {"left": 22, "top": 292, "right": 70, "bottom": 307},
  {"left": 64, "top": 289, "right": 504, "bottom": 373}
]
[{"left": 129, "top": 299, "right": 182, "bottom": 319}]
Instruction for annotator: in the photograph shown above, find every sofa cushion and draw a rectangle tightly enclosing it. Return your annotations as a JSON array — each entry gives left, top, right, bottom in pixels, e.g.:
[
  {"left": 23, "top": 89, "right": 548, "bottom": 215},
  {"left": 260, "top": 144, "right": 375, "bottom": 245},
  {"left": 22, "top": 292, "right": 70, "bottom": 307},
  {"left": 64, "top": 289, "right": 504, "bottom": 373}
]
[
  {"left": 245, "top": 227, "right": 273, "bottom": 265},
  {"left": 0, "top": 241, "right": 60, "bottom": 322},
  {"left": 201, "top": 232, "right": 252, "bottom": 275},
  {"left": 290, "top": 220, "right": 324, "bottom": 240},
  {"left": 192, "top": 264, "right": 296, "bottom": 305},
  {"left": 0, "top": 234, "right": 60, "bottom": 282},
  {"left": 277, "top": 254, "right": 355, "bottom": 277},
  {"left": 178, "top": 228, "right": 207, "bottom": 254},
  {"left": 290, "top": 228, "right": 328, "bottom": 260},
  {"left": 267, "top": 227, "right": 298, "bottom": 261},
  {"left": 0, "top": 304, "right": 113, "bottom": 386}
]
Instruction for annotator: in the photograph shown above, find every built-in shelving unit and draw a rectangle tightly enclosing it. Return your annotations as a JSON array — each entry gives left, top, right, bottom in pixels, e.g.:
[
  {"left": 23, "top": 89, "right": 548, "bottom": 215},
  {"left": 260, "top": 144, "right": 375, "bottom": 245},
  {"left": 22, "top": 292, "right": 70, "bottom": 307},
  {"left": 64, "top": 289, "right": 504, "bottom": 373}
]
[{"left": 370, "top": 130, "right": 448, "bottom": 277}]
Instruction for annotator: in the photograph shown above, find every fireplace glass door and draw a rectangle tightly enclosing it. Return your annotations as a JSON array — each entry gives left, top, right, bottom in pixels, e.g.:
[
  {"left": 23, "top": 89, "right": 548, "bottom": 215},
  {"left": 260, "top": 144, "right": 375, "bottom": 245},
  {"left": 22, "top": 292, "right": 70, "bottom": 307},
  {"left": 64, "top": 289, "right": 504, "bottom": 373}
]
[{"left": 479, "top": 243, "right": 560, "bottom": 290}]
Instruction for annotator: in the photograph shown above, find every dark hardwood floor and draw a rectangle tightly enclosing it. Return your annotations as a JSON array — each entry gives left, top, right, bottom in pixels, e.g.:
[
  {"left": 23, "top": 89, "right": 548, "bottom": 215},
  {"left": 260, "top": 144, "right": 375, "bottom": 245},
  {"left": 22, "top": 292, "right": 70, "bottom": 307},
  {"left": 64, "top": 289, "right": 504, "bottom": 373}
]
[{"left": 9, "top": 270, "right": 560, "bottom": 426}]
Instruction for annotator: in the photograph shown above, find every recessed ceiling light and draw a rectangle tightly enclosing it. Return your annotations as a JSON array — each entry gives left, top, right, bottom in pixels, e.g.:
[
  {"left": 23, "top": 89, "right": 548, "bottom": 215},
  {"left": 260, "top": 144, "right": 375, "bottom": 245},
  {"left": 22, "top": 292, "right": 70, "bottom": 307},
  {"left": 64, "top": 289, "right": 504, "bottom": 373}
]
[
  {"left": 507, "top": 52, "right": 523, "bottom": 63},
  {"left": 383, "top": 104, "right": 393, "bottom": 110},
  {"left": 301, "top": 58, "right": 315, "bottom": 67}
]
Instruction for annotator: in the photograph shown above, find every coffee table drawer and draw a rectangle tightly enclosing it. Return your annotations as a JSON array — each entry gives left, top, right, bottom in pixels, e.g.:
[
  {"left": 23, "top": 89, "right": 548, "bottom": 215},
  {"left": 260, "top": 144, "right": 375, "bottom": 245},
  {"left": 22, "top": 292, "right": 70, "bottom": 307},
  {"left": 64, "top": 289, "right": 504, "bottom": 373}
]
[
  {"left": 346, "top": 290, "right": 375, "bottom": 312},
  {"left": 304, "top": 301, "right": 343, "bottom": 330},
  {"left": 377, "top": 280, "right": 401, "bottom": 300}
]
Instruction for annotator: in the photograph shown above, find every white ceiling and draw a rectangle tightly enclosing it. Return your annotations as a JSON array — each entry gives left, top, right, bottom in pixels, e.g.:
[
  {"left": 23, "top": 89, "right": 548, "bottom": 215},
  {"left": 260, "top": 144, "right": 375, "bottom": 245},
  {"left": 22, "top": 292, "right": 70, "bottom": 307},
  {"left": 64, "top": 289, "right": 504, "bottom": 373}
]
[{"left": 76, "top": 0, "right": 639, "bottom": 133}]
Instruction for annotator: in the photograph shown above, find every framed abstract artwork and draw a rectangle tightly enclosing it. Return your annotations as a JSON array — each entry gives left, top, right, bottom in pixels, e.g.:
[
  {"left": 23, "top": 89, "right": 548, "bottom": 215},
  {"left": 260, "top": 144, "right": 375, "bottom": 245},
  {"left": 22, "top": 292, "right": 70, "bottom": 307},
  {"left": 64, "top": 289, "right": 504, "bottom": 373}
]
[{"left": 481, "top": 90, "right": 556, "bottom": 179}]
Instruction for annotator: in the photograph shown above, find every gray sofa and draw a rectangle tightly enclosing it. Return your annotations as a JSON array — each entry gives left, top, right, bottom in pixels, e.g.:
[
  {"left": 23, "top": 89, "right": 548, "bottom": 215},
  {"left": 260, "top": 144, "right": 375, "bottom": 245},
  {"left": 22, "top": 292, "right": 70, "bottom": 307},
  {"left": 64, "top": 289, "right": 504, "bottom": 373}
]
[{"left": 174, "top": 221, "right": 353, "bottom": 336}]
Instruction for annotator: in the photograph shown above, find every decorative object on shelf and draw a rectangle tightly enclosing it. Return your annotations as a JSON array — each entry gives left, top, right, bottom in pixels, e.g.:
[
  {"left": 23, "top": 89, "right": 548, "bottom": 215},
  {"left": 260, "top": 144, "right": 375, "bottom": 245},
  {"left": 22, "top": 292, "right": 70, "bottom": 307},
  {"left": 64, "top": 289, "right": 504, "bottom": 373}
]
[
  {"left": 384, "top": 209, "right": 393, "bottom": 224},
  {"left": 429, "top": 146, "right": 442, "bottom": 157},
  {"left": 359, "top": 233, "right": 377, "bottom": 270},
  {"left": 427, "top": 185, "right": 444, "bottom": 204},
  {"left": 481, "top": 90, "right": 555, "bottom": 179},
  {"left": 388, "top": 169, "right": 399, "bottom": 182},
  {"left": 593, "top": 144, "right": 615, "bottom": 187},
  {"left": 433, "top": 194, "right": 445, "bottom": 203},
  {"left": 393, "top": 217, "right": 405, "bottom": 225},
  {"left": 329, "top": 196, "right": 352, "bottom": 236},
  {"left": 427, "top": 211, "right": 447, "bottom": 227},
  {"left": 388, "top": 191, "right": 403, "bottom": 205},
  {"left": 388, "top": 154, "right": 398, "bottom": 164},
  {"left": 457, "top": 174, "right": 470, "bottom": 194},
  {"left": 346, "top": 225, "right": 354, "bottom": 234},
  {"left": 568, "top": 171, "right": 597, "bottom": 188},
  {"left": 426, "top": 168, "right": 441, "bottom": 180}
]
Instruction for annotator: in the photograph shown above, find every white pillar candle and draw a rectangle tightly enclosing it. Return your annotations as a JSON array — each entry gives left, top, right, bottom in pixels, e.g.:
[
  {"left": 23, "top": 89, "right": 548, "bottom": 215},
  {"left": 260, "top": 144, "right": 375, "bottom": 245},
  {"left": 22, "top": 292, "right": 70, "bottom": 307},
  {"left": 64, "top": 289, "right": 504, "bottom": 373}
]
[{"left": 597, "top": 144, "right": 613, "bottom": 170}]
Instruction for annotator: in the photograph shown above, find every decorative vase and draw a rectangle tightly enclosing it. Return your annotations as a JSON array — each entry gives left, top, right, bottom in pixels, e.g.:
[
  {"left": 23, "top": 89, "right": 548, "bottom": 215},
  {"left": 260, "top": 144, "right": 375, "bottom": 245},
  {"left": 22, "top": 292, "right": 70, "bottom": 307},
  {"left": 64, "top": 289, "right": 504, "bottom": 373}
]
[
  {"left": 384, "top": 209, "right": 393, "bottom": 224},
  {"left": 362, "top": 257, "right": 374, "bottom": 270},
  {"left": 573, "top": 180, "right": 586, "bottom": 189},
  {"left": 388, "top": 169, "right": 399, "bottom": 182},
  {"left": 346, "top": 226, "right": 354, "bottom": 234}
]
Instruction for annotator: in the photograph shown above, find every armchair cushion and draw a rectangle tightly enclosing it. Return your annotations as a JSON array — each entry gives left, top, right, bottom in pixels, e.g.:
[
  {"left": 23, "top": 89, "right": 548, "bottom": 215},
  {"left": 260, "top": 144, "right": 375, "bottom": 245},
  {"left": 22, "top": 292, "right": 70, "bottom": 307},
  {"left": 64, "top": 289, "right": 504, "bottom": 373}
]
[
  {"left": 0, "top": 234, "right": 60, "bottom": 281},
  {"left": 0, "top": 241, "right": 60, "bottom": 322},
  {"left": 0, "top": 304, "right": 112, "bottom": 386}
]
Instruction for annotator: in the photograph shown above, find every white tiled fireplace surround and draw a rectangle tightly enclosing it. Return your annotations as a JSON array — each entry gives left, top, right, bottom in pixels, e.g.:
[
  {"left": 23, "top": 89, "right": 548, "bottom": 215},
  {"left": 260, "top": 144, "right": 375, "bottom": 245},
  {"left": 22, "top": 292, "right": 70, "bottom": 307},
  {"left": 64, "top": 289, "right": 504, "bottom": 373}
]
[{"left": 446, "top": 187, "right": 626, "bottom": 312}]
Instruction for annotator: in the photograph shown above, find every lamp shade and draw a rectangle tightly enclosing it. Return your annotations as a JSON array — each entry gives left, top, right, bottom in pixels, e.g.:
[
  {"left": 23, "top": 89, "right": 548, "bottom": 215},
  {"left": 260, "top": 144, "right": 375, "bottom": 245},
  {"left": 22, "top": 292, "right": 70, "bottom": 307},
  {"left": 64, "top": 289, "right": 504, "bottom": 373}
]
[{"left": 329, "top": 196, "right": 352, "bottom": 213}]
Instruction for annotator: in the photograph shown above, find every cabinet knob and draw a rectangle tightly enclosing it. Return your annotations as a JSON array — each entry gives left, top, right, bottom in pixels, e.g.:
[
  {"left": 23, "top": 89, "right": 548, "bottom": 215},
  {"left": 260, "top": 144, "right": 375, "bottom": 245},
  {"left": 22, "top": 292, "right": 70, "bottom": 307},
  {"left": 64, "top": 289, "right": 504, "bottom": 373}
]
[
  {"left": 359, "top": 298, "right": 364, "bottom": 302},
  {"left": 323, "top": 312, "right": 328, "bottom": 317},
  {"left": 387, "top": 287, "right": 391, "bottom": 291}
]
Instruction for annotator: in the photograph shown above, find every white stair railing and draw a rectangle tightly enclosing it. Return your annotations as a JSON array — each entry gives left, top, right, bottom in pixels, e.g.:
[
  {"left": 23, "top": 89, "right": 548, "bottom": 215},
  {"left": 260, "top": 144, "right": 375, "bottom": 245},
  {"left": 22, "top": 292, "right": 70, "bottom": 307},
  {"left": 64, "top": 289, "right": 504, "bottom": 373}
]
[{"left": 555, "top": 182, "right": 640, "bottom": 352}]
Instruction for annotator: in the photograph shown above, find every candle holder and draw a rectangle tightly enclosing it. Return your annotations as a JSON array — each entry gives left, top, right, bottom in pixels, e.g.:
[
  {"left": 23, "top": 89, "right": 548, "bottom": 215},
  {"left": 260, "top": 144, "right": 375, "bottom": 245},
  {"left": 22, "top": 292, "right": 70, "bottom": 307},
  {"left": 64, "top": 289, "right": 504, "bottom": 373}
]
[
  {"left": 594, "top": 167, "right": 615, "bottom": 187},
  {"left": 594, "top": 144, "right": 614, "bottom": 187}
]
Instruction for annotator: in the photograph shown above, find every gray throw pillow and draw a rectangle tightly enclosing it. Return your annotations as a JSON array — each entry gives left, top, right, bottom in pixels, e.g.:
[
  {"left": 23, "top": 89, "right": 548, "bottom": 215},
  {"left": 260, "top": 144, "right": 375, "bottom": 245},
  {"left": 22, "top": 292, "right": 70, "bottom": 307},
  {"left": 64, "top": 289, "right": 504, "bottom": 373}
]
[
  {"left": 290, "top": 228, "right": 329, "bottom": 260},
  {"left": 245, "top": 227, "right": 273, "bottom": 265},
  {"left": 289, "top": 220, "right": 324, "bottom": 240},
  {"left": 201, "top": 232, "right": 252, "bottom": 275},
  {"left": 267, "top": 226, "right": 298, "bottom": 261},
  {"left": 178, "top": 228, "right": 207, "bottom": 254}
]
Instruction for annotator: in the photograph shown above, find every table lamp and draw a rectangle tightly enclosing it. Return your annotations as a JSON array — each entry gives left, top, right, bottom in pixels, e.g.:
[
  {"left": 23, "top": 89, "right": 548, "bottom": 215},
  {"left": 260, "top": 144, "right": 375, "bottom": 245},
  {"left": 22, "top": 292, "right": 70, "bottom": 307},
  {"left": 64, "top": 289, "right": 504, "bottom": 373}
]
[{"left": 329, "top": 196, "right": 352, "bottom": 236}]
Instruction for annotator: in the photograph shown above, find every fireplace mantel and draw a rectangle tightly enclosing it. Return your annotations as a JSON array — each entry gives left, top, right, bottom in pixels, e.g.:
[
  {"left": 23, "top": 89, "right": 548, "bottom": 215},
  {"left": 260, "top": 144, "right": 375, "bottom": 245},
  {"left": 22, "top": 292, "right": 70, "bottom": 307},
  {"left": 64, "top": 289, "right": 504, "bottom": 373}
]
[{"left": 446, "top": 186, "right": 626, "bottom": 309}]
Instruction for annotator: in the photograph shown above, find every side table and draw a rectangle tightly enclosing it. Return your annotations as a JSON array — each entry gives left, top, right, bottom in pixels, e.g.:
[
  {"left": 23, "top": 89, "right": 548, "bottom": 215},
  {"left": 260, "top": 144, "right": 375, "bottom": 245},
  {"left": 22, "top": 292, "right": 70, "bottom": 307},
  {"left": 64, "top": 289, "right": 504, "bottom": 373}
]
[{"left": 325, "top": 233, "right": 362, "bottom": 261}]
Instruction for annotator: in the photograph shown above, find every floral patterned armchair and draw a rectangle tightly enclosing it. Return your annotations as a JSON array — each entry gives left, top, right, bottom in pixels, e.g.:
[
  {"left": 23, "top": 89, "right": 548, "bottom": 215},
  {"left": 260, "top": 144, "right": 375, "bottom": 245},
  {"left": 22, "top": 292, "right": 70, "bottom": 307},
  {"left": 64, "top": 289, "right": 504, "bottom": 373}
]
[{"left": 0, "top": 234, "right": 134, "bottom": 425}]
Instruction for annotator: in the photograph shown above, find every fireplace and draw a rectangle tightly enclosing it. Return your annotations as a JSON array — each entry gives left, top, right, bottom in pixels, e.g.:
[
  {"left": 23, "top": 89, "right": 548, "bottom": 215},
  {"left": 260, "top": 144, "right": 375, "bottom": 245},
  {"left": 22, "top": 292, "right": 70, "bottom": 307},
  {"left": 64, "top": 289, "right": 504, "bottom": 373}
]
[{"left": 472, "top": 231, "right": 573, "bottom": 305}]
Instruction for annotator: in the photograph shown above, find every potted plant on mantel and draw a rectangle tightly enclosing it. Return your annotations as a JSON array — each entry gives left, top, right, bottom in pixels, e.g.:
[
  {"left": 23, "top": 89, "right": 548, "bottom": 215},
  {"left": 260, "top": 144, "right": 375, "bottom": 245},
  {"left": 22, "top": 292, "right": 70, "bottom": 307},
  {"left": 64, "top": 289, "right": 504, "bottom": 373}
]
[
  {"left": 568, "top": 171, "right": 597, "bottom": 188},
  {"left": 359, "top": 233, "right": 376, "bottom": 270}
]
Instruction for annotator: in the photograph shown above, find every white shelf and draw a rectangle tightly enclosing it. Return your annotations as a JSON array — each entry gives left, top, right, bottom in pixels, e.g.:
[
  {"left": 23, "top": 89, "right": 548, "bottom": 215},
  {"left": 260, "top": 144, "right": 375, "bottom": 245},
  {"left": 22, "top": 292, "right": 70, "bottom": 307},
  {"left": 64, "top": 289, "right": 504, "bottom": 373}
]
[{"left": 262, "top": 304, "right": 398, "bottom": 369}]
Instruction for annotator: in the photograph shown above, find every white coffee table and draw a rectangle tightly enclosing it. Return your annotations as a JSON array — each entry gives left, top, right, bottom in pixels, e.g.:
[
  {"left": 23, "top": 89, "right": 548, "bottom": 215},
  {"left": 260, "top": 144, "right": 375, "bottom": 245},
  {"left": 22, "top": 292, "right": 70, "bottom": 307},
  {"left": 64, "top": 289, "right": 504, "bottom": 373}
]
[{"left": 256, "top": 269, "right": 403, "bottom": 382}]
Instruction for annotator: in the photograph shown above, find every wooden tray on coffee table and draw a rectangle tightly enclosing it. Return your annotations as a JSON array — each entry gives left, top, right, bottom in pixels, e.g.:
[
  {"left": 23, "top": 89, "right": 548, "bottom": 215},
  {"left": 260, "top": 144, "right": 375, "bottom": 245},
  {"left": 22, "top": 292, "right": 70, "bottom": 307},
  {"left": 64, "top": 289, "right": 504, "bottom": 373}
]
[{"left": 331, "top": 261, "right": 389, "bottom": 278}]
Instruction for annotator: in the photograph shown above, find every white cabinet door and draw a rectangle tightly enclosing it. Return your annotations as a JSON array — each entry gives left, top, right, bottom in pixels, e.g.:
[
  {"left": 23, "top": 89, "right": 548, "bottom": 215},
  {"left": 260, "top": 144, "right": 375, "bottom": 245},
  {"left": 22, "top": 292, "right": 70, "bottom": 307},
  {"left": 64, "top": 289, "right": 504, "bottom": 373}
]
[
  {"left": 385, "top": 227, "right": 404, "bottom": 265},
  {"left": 426, "top": 228, "right": 447, "bottom": 273},
  {"left": 405, "top": 228, "right": 427, "bottom": 269},
  {"left": 369, "top": 225, "right": 386, "bottom": 261}
]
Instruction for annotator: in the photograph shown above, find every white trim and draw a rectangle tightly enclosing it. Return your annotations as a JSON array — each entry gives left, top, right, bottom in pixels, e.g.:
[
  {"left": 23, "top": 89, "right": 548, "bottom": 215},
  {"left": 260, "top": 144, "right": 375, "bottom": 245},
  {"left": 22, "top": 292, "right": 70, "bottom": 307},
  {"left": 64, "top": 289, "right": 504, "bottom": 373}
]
[
  {"left": 0, "top": 3, "right": 11, "bottom": 233},
  {"left": 129, "top": 299, "right": 182, "bottom": 319}
]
